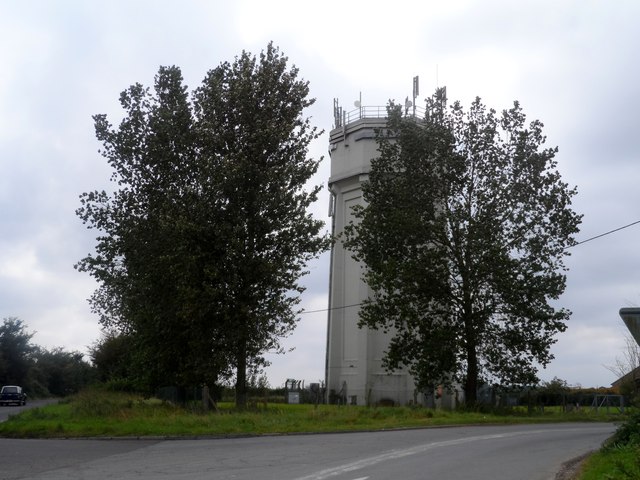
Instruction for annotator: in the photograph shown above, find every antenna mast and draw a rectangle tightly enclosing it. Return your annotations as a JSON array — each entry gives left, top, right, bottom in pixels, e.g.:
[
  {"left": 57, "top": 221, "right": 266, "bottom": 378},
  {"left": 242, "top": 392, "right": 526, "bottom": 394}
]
[{"left": 412, "top": 76, "right": 419, "bottom": 117}]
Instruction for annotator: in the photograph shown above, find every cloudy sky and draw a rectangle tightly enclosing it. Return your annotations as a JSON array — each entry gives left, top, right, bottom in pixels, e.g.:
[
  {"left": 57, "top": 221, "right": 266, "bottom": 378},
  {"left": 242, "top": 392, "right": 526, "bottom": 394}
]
[{"left": 2, "top": 0, "right": 640, "bottom": 389}]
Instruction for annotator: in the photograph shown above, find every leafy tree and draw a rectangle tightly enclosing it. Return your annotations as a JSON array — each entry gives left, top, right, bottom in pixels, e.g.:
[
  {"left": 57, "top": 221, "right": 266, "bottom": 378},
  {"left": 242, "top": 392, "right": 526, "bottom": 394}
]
[
  {"left": 535, "top": 376, "right": 570, "bottom": 406},
  {"left": 345, "top": 89, "right": 581, "bottom": 404},
  {"left": 0, "top": 318, "right": 94, "bottom": 396},
  {"left": 89, "top": 332, "right": 137, "bottom": 385},
  {"left": 0, "top": 317, "right": 36, "bottom": 385},
  {"left": 76, "top": 44, "right": 328, "bottom": 407},
  {"left": 30, "top": 348, "right": 94, "bottom": 397}
]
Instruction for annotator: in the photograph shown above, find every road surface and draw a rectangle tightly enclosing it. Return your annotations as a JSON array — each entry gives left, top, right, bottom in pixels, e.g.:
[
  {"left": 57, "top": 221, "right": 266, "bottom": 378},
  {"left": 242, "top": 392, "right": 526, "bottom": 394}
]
[
  {"left": 0, "top": 399, "right": 58, "bottom": 423},
  {"left": 0, "top": 422, "right": 615, "bottom": 479}
]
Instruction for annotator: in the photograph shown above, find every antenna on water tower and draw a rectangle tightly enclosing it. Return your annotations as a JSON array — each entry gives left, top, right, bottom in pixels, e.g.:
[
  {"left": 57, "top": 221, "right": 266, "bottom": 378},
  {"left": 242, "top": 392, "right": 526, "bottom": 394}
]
[
  {"left": 354, "top": 92, "right": 362, "bottom": 119},
  {"left": 412, "top": 76, "right": 419, "bottom": 117},
  {"left": 404, "top": 96, "right": 412, "bottom": 116}
]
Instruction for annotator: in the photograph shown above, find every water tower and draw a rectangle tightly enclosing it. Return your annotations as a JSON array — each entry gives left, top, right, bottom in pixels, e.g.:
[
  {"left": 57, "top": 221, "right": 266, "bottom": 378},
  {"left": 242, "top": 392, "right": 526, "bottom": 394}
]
[{"left": 324, "top": 86, "right": 421, "bottom": 406}]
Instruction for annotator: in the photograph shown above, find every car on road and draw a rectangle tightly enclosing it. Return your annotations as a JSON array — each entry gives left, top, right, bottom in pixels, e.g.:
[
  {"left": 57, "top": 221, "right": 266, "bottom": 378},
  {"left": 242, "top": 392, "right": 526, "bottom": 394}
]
[{"left": 0, "top": 385, "right": 27, "bottom": 406}]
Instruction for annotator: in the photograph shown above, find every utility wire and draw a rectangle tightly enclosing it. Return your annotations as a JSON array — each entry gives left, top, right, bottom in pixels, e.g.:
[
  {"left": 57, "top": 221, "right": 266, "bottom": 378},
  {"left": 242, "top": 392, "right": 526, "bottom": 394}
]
[
  {"left": 570, "top": 219, "right": 640, "bottom": 248},
  {"left": 300, "top": 218, "right": 640, "bottom": 315},
  {"left": 301, "top": 303, "right": 362, "bottom": 315}
]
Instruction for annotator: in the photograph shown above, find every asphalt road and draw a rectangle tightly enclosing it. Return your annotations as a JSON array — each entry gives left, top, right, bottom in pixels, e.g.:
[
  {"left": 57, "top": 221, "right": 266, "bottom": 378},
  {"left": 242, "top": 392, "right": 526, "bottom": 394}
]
[
  {"left": 0, "top": 399, "right": 59, "bottom": 423},
  {"left": 0, "top": 422, "right": 616, "bottom": 480}
]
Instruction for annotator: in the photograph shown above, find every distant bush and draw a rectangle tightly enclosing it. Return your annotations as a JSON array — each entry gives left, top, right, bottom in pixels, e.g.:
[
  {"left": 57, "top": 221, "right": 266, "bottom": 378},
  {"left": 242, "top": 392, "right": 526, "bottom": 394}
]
[{"left": 103, "top": 378, "right": 139, "bottom": 393}]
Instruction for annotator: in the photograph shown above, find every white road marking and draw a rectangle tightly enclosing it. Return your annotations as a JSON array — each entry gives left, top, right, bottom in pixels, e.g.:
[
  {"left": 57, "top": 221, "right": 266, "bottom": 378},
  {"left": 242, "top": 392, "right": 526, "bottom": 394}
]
[{"left": 292, "top": 427, "right": 608, "bottom": 480}]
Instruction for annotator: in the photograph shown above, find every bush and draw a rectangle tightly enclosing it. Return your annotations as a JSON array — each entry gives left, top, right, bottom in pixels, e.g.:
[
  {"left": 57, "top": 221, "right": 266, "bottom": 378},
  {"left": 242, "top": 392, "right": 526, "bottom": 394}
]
[
  {"left": 103, "top": 378, "right": 139, "bottom": 393},
  {"left": 609, "top": 411, "right": 640, "bottom": 448},
  {"left": 69, "top": 388, "right": 137, "bottom": 417}
]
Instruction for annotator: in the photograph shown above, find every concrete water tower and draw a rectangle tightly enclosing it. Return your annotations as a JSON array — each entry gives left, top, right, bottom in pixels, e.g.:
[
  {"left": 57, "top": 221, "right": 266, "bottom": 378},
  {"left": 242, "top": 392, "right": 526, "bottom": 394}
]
[{"left": 324, "top": 91, "right": 419, "bottom": 406}]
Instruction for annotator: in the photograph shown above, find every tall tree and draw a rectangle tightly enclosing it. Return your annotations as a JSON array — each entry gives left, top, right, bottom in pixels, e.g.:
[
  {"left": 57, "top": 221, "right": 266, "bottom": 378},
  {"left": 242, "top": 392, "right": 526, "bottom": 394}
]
[
  {"left": 0, "top": 317, "right": 36, "bottom": 385},
  {"left": 345, "top": 89, "right": 582, "bottom": 404},
  {"left": 30, "top": 348, "right": 94, "bottom": 397},
  {"left": 76, "top": 44, "right": 328, "bottom": 406}
]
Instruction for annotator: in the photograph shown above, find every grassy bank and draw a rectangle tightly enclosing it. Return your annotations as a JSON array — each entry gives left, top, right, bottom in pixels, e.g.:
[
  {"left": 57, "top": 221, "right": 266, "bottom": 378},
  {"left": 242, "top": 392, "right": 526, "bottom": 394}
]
[
  {"left": 578, "top": 411, "right": 640, "bottom": 479},
  {"left": 0, "top": 389, "right": 626, "bottom": 438},
  {"left": 578, "top": 446, "right": 640, "bottom": 479}
]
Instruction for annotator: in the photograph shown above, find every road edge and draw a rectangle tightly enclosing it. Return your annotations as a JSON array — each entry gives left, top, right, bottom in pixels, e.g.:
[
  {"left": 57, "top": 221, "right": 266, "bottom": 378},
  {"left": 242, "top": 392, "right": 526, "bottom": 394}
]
[{"left": 555, "top": 451, "right": 593, "bottom": 480}]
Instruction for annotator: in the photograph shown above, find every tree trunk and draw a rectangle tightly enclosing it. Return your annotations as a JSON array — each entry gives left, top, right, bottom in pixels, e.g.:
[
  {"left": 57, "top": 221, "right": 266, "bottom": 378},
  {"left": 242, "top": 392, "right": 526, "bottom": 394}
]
[
  {"left": 235, "top": 291, "right": 251, "bottom": 409},
  {"left": 462, "top": 293, "right": 478, "bottom": 405},
  {"left": 465, "top": 344, "right": 478, "bottom": 405},
  {"left": 236, "top": 344, "right": 247, "bottom": 409}
]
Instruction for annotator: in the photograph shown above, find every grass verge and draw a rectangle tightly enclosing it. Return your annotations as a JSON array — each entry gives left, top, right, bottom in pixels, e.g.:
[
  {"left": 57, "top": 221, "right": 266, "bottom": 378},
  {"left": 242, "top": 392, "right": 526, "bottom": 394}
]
[
  {"left": 578, "top": 410, "right": 640, "bottom": 479},
  {"left": 578, "top": 446, "right": 640, "bottom": 479},
  {"left": 0, "top": 389, "right": 627, "bottom": 439}
]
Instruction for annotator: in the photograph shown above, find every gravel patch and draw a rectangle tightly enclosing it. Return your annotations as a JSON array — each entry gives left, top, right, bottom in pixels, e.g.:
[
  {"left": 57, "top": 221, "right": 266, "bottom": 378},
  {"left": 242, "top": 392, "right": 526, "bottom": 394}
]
[{"left": 555, "top": 451, "right": 593, "bottom": 480}]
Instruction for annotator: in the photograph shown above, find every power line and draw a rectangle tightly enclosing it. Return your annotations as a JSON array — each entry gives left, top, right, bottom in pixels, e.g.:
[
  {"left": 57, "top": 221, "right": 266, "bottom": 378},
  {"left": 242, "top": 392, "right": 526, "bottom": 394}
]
[
  {"left": 301, "top": 303, "right": 362, "bottom": 315},
  {"left": 300, "top": 219, "right": 640, "bottom": 315},
  {"left": 570, "top": 219, "right": 640, "bottom": 248}
]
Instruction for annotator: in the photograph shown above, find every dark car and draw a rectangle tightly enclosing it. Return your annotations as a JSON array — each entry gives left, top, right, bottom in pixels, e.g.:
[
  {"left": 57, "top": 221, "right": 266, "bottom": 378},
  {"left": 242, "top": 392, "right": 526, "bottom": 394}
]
[{"left": 0, "top": 385, "right": 27, "bottom": 406}]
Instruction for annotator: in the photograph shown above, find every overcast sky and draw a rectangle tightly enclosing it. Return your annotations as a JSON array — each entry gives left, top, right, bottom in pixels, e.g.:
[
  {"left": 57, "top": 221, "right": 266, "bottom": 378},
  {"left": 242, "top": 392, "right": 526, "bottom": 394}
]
[{"left": 2, "top": 0, "right": 640, "bottom": 389}]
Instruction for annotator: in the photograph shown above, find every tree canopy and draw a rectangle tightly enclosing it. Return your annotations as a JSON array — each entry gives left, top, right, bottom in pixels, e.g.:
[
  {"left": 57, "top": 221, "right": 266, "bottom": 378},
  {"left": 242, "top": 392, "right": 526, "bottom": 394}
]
[
  {"left": 76, "top": 44, "right": 328, "bottom": 407},
  {"left": 344, "top": 89, "right": 582, "bottom": 404},
  {"left": 0, "top": 317, "right": 93, "bottom": 396},
  {"left": 0, "top": 317, "right": 35, "bottom": 385}
]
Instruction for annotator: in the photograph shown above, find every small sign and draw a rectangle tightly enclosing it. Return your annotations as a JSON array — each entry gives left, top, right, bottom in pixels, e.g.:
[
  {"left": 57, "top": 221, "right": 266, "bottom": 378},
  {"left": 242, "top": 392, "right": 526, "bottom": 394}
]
[{"left": 287, "top": 392, "right": 300, "bottom": 404}]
